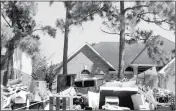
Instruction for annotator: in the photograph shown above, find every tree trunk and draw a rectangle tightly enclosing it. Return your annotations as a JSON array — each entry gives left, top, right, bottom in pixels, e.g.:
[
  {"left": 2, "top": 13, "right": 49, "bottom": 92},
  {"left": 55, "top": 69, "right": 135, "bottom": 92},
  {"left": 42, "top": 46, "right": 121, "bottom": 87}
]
[
  {"left": 63, "top": 3, "right": 70, "bottom": 75},
  {"left": 3, "top": 40, "right": 15, "bottom": 86},
  {"left": 118, "top": 1, "right": 125, "bottom": 80},
  {"left": 2, "top": 1, "right": 19, "bottom": 86}
]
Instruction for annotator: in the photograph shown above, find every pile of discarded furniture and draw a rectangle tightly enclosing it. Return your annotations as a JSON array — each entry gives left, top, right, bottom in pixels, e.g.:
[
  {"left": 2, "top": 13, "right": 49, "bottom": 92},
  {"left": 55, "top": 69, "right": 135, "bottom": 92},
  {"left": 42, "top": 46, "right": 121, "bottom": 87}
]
[
  {"left": 1, "top": 79, "right": 51, "bottom": 110},
  {"left": 1, "top": 77, "right": 175, "bottom": 110},
  {"left": 47, "top": 78, "right": 175, "bottom": 110}
]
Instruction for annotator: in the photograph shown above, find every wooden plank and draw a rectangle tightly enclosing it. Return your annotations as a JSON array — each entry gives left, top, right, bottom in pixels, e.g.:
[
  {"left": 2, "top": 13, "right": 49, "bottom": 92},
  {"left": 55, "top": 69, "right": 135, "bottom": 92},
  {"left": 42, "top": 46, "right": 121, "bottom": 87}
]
[
  {"left": 69, "top": 96, "right": 73, "bottom": 110},
  {"left": 53, "top": 94, "right": 79, "bottom": 98},
  {"left": 49, "top": 96, "right": 54, "bottom": 110},
  {"left": 133, "top": 66, "right": 138, "bottom": 84},
  {"left": 62, "top": 98, "right": 66, "bottom": 110},
  {"left": 26, "top": 94, "right": 30, "bottom": 110},
  {"left": 131, "top": 64, "right": 159, "bottom": 67},
  {"left": 56, "top": 97, "right": 60, "bottom": 111}
]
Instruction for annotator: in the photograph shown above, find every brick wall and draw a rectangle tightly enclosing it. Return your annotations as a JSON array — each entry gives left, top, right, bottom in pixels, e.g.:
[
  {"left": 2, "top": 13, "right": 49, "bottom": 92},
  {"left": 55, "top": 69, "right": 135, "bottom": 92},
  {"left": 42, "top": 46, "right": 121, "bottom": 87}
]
[
  {"left": 57, "top": 45, "right": 110, "bottom": 77},
  {"left": 52, "top": 45, "right": 112, "bottom": 92}
]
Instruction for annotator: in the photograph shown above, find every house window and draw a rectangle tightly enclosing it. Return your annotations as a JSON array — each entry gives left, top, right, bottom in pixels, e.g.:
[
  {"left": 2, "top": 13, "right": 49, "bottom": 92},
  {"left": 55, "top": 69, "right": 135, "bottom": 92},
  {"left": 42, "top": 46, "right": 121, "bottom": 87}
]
[
  {"left": 81, "top": 69, "right": 90, "bottom": 74},
  {"left": 125, "top": 66, "right": 133, "bottom": 72},
  {"left": 81, "top": 65, "right": 90, "bottom": 74}
]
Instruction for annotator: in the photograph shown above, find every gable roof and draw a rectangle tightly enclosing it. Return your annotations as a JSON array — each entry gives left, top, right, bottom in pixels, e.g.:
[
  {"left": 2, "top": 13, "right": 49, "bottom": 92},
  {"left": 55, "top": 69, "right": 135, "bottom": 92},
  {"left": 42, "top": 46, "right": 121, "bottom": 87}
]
[
  {"left": 158, "top": 58, "right": 175, "bottom": 76},
  {"left": 55, "top": 36, "right": 175, "bottom": 72},
  {"left": 92, "top": 36, "right": 175, "bottom": 69},
  {"left": 54, "top": 43, "right": 116, "bottom": 73},
  {"left": 132, "top": 36, "right": 175, "bottom": 65},
  {"left": 92, "top": 42, "right": 146, "bottom": 69}
]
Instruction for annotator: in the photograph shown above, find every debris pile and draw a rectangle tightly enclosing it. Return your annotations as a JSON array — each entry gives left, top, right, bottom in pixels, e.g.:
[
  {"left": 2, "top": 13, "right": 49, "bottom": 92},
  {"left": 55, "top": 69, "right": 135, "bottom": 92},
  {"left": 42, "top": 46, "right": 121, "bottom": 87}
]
[
  {"left": 1, "top": 72, "right": 175, "bottom": 110},
  {"left": 1, "top": 79, "right": 52, "bottom": 110},
  {"left": 1, "top": 82, "right": 29, "bottom": 110}
]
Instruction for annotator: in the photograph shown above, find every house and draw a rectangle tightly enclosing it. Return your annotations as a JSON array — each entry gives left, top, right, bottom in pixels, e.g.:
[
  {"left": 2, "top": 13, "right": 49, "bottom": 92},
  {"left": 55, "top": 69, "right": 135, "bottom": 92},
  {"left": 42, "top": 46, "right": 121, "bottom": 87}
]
[
  {"left": 158, "top": 58, "right": 175, "bottom": 92},
  {"left": 52, "top": 36, "right": 175, "bottom": 92},
  {"left": 1, "top": 47, "right": 32, "bottom": 86}
]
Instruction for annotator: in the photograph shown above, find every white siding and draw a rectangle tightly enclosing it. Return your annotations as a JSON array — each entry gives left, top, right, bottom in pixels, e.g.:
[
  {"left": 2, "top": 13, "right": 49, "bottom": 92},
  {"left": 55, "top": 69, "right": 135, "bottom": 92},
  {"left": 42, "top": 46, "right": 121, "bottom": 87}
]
[{"left": 13, "top": 48, "right": 32, "bottom": 76}]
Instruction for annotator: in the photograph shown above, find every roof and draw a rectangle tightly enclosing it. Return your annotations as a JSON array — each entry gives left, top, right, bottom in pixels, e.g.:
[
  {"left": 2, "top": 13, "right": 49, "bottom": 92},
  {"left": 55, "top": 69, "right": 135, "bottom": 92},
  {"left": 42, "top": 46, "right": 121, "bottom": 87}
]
[
  {"left": 54, "top": 43, "right": 116, "bottom": 73},
  {"left": 132, "top": 36, "right": 175, "bottom": 65},
  {"left": 92, "top": 36, "right": 175, "bottom": 69},
  {"left": 55, "top": 36, "right": 175, "bottom": 72},
  {"left": 158, "top": 58, "right": 175, "bottom": 76},
  {"left": 92, "top": 42, "right": 145, "bottom": 69}
]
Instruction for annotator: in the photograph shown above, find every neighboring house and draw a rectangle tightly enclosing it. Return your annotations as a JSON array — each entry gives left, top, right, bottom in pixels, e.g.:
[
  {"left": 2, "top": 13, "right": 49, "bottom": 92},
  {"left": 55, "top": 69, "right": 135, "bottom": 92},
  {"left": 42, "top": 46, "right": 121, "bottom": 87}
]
[
  {"left": 52, "top": 36, "right": 175, "bottom": 92},
  {"left": 1, "top": 47, "right": 6, "bottom": 84},
  {"left": 1, "top": 47, "right": 32, "bottom": 86},
  {"left": 158, "top": 58, "right": 175, "bottom": 92}
]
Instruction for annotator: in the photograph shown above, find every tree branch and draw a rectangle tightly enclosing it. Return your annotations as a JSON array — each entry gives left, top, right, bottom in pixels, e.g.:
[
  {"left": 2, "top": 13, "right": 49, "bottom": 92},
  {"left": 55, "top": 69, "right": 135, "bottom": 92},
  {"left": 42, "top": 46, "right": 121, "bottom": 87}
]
[
  {"left": 101, "top": 26, "right": 151, "bottom": 43},
  {"left": 70, "top": 3, "right": 108, "bottom": 25},
  {"left": 100, "top": 26, "right": 120, "bottom": 35},
  {"left": 124, "top": 4, "right": 149, "bottom": 13},
  {"left": 139, "top": 16, "right": 167, "bottom": 23},
  {"left": 139, "top": 16, "right": 172, "bottom": 31},
  {"left": 100, "top": 26, "right": 138, "bottom": 39},
  {"left": 157, "top": 25, "right": 172, "bottom": 31},
  {"left": 157, "top": 15, "right": 173, "bottom": 25},
  {"left": 1, "top": 13, "right": 12, "bottom": 28},
  {"left": 137, "top": 11, "right": 156, "bottom": 16},
  {"left": 138, "top": 10, "right": 172, "bottom": 25},
  {"left": 70, "top": 8, "right": 101, "bottom": 25},
  {"left": 31, "top": 28, "right": 44, "bottom": 33}
]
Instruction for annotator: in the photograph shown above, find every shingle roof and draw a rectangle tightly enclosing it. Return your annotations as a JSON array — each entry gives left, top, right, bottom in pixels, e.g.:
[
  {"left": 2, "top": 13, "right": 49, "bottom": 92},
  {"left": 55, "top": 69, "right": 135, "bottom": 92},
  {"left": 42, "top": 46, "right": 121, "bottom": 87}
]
[
  {"left": 53, "top": 43, "right": 116, "bottom": 73},
  {"left": 92, "top": 42, "right": 145, "bottom": 69},
  {"left": 92, "top": 36, "right": 175, "bottom": 70},
  {"left": 133, "top": 36, "right": 175, "bottom": 65}
]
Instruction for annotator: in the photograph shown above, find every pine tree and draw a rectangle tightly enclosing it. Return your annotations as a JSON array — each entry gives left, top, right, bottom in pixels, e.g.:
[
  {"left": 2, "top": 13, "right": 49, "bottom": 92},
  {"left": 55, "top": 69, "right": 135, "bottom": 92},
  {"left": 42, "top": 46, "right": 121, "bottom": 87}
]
[
  {"left": 51, "top": 1, "right": 110, "bottom": 75},
  {"left": 101, "top": 1, "right": 175, "bottom": 79},
  {"left": 1, "top": 1, "right": 57, "bottom": 86}
]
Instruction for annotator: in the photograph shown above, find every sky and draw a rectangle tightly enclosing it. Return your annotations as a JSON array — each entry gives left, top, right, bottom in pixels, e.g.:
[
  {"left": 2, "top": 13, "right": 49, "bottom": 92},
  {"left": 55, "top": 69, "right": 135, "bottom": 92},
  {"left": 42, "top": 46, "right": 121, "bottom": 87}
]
[
  {"left": 2, "top": 2, "right": 175, "bottom": 65},
  {"left": 33, "top": 2, "right": 175, "bottom": 65}
]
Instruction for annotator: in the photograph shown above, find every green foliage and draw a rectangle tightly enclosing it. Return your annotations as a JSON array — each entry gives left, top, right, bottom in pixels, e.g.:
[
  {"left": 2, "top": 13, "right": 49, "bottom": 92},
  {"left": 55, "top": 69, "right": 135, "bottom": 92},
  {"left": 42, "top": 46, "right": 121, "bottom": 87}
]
[
  {"left": 101, "top": 1, "right": 175, "bottom": 65},
  {"left": 42, "top": 26, "right": 57, "bottom": 38},
  {"left": 31, "top": 52, "right": 58, "bottom": 91},
  {"left": 126, "top": 29, "right": 153, "bottom": 44},
  {"left": 2, "top": 1, "right": 37, "bottom": 32},
  {"left": 52, "top": 1, "right": 112, "bottom": 75},
  {"left": 147, "top": 2, "right": 175, "bottom": 30},
  {"left": 164, "top": 59, "right": 175, "bottom": 76},
  {"left": 55, "top": 2, "right": 110, "bottom": 32},
  {"left": 18, "top": 36, "right": 41, "bottom": 57},
  {"left": 45, "top": 64, "right": 58, "bottom": 91},
  {"left": 1, "top": 1, "right": 57, "bottom": 50},
  {"left": 146, "top": 35, "right": 174, "bottom": 65},
  {"left": 1, "top": 24, "right": 14, "bottom": 48},
  {"left": 32, "top": 53, "right": 48, "bottom": 80},
  {"left": 55, "top": 19, "right": 65, "bottom": 33},
  {"left": 102, "top": 1, "right": 175, "bottom": 39},
  {"left": 1, "top": 1, "right": 57, "bottom": 86}
]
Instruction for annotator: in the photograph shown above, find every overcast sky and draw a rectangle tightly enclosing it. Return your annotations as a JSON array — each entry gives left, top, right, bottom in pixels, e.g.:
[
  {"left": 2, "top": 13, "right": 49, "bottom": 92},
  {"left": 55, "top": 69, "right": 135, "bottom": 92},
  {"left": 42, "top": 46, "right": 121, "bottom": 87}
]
[
  {"left": 33, "top": 2, "right": 175, "bottom": 65},
  {"left": 2, "top": 2, "right": 175, "bottom": 65}
]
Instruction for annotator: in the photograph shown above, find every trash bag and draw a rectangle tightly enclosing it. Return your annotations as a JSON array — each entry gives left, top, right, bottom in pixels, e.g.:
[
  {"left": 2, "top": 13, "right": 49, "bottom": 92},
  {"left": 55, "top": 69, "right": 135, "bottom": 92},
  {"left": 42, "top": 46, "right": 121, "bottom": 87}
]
[
  {"left": 102, "top": 104, "right": 130, "bottom": 110},
  {"left": 88, "top": 91, "right": 99, "bottom": 109}
]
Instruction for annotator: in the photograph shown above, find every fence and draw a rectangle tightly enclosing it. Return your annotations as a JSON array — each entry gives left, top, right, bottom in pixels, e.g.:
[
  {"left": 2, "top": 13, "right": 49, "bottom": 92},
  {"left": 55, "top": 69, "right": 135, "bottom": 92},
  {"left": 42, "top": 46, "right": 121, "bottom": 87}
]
[
  {"left": 49, "top": 95, "right": 79, "bottom": 110},
  {"left": 11, "top": 94, "right": 42, "bottom": 110},
  {"left": 12, "top": 94, "right": 78, "bottom": 110}
]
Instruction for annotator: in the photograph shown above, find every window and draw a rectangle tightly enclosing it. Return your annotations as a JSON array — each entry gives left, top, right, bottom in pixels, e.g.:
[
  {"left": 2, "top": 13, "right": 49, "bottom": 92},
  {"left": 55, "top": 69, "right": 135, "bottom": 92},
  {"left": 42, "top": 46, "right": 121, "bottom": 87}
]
[
  {"left": 81, "top": 69, "right": 90, "bottom": 74},
  {"left": 84, "top": 80, "right": 95, "bottom": 87},
  {"left": 125, "top": 66, "right": 133, "bottom": 71}
]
